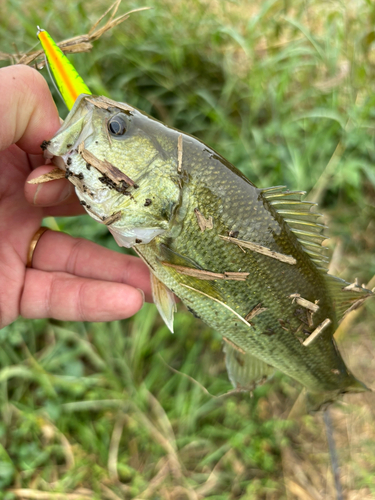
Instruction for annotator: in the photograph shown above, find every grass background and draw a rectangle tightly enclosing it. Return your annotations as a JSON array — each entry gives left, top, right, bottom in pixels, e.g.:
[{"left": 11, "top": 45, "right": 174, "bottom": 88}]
[{"left": 0, "top": 0, "right": 375, "bottom": 498}]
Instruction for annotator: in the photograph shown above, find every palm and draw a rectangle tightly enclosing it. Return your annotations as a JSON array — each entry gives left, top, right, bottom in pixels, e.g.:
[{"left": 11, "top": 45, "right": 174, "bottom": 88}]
[{"left": 0, "top": 145, "right": 42, "bottom": 326}]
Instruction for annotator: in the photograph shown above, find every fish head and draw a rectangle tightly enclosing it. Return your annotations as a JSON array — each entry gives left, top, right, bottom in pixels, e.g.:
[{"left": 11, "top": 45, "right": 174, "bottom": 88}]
[{"left": 46, "top": 94, "right": 181, "bottom": 247}]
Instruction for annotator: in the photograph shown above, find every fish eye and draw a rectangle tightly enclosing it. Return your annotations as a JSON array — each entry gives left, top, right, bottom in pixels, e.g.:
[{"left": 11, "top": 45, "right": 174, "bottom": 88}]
[{"left": 108, "top": 114, "right": 127, "bottom": 136}]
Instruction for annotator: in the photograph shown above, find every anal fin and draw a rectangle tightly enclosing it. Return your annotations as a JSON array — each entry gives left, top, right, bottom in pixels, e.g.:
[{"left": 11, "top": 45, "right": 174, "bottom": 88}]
[
  {"left": 150, "top": 272, "right": 176, "bottom": 333},
  {"left": 223, "top": 341, "right": 275, "bottom": 391}
]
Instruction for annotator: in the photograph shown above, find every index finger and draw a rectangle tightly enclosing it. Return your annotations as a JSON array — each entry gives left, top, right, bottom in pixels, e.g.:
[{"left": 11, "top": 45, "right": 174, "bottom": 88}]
[
  {"left": 0, "top": 65, "right": 61, "bottom": 154},
  {"left": 31, "top": 229, "right": 153, "bottom": 300}
]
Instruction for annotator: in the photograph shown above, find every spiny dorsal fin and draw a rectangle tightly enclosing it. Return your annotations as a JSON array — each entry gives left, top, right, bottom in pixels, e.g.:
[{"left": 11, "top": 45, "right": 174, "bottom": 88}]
[
  {"left": 223, "top": 341, "right": 275, "bottom": 391},
  {"left": 260, "top": 186, "right": 329, "bottom": 270}
]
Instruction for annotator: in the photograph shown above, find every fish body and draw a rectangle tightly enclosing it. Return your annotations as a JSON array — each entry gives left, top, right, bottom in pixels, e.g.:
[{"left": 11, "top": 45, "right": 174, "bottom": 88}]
[{"left": 46, "top": 94, "right": 372, "bottom": 407}]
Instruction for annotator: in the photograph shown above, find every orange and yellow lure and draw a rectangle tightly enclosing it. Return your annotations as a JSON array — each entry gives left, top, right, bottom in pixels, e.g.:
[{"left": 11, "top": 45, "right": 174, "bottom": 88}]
[{"left": 37, "top": 27, "right": 92, "bottom": 110}]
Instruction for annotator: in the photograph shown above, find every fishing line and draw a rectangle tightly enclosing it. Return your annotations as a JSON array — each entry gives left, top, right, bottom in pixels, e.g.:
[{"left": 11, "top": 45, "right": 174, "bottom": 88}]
[
  {"left": 323, "top": 408, "right": 344, "bottom": 500},
  {"left": 43, "top": 52, "right": 67, "bottom": 111}
]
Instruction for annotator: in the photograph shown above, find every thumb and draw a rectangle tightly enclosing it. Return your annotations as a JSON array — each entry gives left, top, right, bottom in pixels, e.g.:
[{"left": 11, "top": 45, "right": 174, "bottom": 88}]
[{"left": 0, "top": 65, "right": 61, "bottom": 154}]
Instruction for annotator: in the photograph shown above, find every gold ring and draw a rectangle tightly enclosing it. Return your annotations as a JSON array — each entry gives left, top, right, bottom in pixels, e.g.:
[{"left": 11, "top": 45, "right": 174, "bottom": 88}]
[{"left": 26, "top": 227, "right": 49, "bottom": 268}]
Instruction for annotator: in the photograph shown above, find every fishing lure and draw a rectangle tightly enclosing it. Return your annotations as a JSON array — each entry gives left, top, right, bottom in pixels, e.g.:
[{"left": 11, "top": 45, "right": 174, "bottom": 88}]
[{"left": 37, "top": 27, "right": 91, "bottom": 110}]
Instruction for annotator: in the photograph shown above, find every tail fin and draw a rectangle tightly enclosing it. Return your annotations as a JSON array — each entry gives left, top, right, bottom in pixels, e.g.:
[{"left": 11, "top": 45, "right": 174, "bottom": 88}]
[
  {"left": 289, "top": 379, "right": 370, "bottom": 418},
  {"left": 306, "top": 380, "right": 370, "bottom": 413}
]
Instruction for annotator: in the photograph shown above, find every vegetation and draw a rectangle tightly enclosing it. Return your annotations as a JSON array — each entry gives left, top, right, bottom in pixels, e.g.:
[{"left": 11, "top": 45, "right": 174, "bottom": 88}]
[{"left": 0, "top": 0, "right": 375, "bottom": 498}]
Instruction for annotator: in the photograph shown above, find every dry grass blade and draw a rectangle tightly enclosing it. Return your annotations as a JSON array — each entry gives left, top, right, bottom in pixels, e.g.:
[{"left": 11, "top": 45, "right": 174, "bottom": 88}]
[
  {"left": 5, "top": 3, "right": 150, "bottom": 66},
  {"left": 102, "top": 211, "right": 122, "bottom": 226},
  {"left": 10, "top": 490, "right": 93, "bottom": 499},
  {"left": 89, "top": 7, "right": 151, "bottom": 42},
  {"left": 170, "top": 485, "right": 199, "bottom": 500},
  {"left": 135, "top": 457, "right": 170, "bottom": 499},
  {"left": 303, "top": 318, "right": 332, "bottom": 346},
  {"left": 285, "top": 479, "right": 320, "bottom": 500},
  {"left": 219, "top": 235, "right": 296, "bottom": 265},
  {"left": 59, "top": 42, "right": 93, "bottom": 54},
  {"left": 40, "top": 419, "right": 75, "bottom": 469},
  {"left": 147, "top": 389, "right": 177, "bottom": 449},
  {"left": 130, "top": 410, "right": 183, "bottom": 480},
  {"left": 289, "top": 294, "right": 319, "bottom": 312},
  {"left": 88, "top": 0, "right": 122, "bottom": 36},
  {"left": 108, "top": 415, "right": 126, "bottom": 481},
  {"left": 308, "top": 94, "right": 360, "bottom": 204},
  {"left": 158, "top": 354, "right": 217, "bottom": 398},
  {"left": 27, "top": 168, "right": 66, "bottom": 184},
  {"left": 343, "top": 279, "right": 362, "bottom": 292},
  {"left": 195, "top": 448, "right": 236, "bottom": 497},
  {"left": 86, "top": 96, "right": 134, "bottom": 112},
  {"left": 281, "top": 445, "right": 324, "bottom": 500},
  {"left": 161, "top": 262, "right": 248, "bottom": 281},
  {"left": 100, "top": 484, "right": 123, "bottom": 500},
  {"left": 180, "top": 283, "right": 252, "bottom": 327},
  {"left": 335, "top": 274, "right": 375, "bottom": 339}
]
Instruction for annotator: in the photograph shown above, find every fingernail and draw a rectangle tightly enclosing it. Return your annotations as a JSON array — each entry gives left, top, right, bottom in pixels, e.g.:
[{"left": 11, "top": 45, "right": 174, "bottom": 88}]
[
  {"left": 137, "top": 288, "right": 145, "bottom": 305},
  {"left": 33, "top": 184, "right": 42, "bottom": 205},
  {"left": 32, "top": 181, "right": 72, "bottom": 205},
  {"left": 57, "top": 182, "right": 73, "bottom": 203}
]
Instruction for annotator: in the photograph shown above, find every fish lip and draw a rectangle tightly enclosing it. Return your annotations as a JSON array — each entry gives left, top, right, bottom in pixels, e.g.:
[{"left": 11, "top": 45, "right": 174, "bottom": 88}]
[{"left": 44, "top": 94, "right": 94, "bottom": 159}]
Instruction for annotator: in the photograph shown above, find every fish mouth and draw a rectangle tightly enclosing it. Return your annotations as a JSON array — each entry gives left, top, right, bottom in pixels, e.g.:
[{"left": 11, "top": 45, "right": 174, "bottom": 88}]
[{"left": 44, "top": 94, "right": 95, "bottom": 168}]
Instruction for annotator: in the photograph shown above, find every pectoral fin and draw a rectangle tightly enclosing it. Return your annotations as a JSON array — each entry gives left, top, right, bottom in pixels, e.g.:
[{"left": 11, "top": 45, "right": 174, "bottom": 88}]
[
  {"left": 223, "top": 341, "right": 275, "bottom": 391},
  {"left": 150, "top": 272, "right": 176, "bottom": 333}
]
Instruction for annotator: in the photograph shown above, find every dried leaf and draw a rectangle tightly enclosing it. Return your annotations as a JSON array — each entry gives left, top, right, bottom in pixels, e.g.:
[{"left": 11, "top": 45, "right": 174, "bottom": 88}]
[
  {"left": 80, "top": 148, "right": 135, "bottom": 186},
  {"left": 194, "top": 208, "right": 214, "bottom": 232},
  {"left": 244, "top": 303, "right": 267, "bottom": 322}
]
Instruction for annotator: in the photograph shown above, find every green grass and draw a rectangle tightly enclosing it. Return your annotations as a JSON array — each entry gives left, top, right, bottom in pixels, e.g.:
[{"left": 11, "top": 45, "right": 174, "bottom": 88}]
[{"left": 1, "top": 0, "right": 375, "bottom": 498}]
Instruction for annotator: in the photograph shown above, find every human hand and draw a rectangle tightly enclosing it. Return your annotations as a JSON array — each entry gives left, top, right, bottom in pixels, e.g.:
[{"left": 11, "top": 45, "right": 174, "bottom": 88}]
[{"left": 0, "top": 65, "right": 152, "bottom": 329}]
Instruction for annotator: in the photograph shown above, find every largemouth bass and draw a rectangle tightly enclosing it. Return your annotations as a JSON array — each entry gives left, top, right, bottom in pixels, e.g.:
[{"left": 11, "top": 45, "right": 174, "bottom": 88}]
[{"left": 44, "top": 94, "right": 373, "bottom": 409}]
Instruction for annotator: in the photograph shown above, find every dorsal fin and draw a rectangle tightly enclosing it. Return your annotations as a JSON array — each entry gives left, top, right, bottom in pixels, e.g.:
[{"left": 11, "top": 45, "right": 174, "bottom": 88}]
[
  {"left": 260, "top": 186, "right": 329, "bottom": 270},
  {"left": 261, "top": 187, "right": 374, "bottom": 318}
]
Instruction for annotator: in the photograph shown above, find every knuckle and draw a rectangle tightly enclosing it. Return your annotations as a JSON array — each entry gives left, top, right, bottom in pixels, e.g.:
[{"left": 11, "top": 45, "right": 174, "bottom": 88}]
[{"left": 66, "top": 238, "right": 87, "bottom": 276}]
